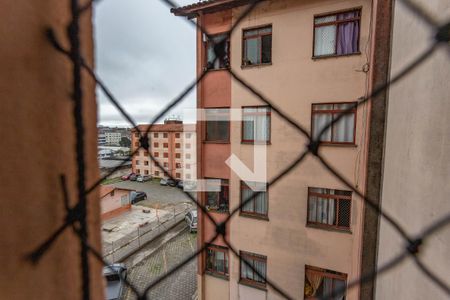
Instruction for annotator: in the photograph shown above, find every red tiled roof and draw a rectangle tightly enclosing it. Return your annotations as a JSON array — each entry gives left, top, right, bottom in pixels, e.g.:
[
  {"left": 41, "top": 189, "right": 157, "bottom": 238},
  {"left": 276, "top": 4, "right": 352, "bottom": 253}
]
[
  {"left": 171, "top": 0, "right": 255, "bottom": 18},
  {"left": 131, "top": 123, "right": 196, "bottom": 133}
]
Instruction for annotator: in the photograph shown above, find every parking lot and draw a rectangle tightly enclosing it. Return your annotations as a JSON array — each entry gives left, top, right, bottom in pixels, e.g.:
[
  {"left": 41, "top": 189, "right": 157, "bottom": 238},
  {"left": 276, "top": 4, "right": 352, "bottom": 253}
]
[{"left": 111, "top": 178, "right": 196, "bottom": 209}]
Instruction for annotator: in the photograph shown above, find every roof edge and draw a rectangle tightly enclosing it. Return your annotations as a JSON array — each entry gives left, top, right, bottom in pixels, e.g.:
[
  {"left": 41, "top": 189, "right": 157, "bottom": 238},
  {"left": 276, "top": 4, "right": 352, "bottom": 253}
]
[{"left": 171, "top": 0, "right": 255, "bottom": 18}]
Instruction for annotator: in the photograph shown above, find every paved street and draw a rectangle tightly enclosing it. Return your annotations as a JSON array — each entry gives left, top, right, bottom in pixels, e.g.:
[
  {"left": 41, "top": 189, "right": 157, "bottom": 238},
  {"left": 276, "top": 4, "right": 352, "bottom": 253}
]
[
  {"left": 112, "top": 179, "right": 196, "bottom": 208},
  {"left": 121, "top": 223, "right": 197, "bottom": 300}
]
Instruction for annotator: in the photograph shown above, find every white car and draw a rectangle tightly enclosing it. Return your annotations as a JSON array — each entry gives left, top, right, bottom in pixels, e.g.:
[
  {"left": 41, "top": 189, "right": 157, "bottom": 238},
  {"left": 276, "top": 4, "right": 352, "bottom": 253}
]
[{"left": 185, "top": 210, "right": 198, "bottom": 233}]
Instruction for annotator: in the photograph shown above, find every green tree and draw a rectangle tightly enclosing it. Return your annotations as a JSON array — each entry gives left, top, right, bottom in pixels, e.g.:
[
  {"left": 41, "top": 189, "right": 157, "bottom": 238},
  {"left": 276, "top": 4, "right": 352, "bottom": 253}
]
[{"left": 119, "top": 137, "right": 131, "bottom": 147}]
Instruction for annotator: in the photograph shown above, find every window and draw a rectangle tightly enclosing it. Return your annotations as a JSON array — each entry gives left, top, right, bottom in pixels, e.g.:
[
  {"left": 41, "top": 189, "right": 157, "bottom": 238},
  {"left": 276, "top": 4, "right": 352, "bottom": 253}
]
[
  {"left": 242, "top": 106, "right": 271, "bottom": 143},
  {"left": 163, "top": 162, "right": 168, "bottom": 168},
  {"left": 242, "top": 26, "right": 272, "bottom": 66},
  {"left": 311, "top": 103, "right": 356, "bottom": 144},
  {"left": 304, "top": 266, "right": 347, "bottom": 299},
  {"left": 154, "top": 142, "right": 159, "bottom": 148},
  {"left": 136, "top": 169, "right": 141, "bottom": 174},
  {"left": 163, "top": 143, "right": 169, "bottom": 148},
  {"left": 163, "top": 152, "right": 169, "bottom": 158},
  {"left": 163, "top": 133, "right": 168, "bottom": 138},
  {"left": 186, "top": 174, "right": 191, "bottom": 179},
  {"left": 206, "top": 33, "right": 230, "bottom": 70},
  {"left": 155, "top": 171, "right": 159, "bottom": 176},
  {"left": 176, "top": 173, "right": 181, "bottom": 179},
  {"left": 134, "top": 133, "right": 139, "bottom": 138},
  {"left": 144, "top": 170, "right": 149, "bottom": 175},
  {"left": 186, "top": 143, "right": 191, "bottom": 149},
  {"left": 175, "top": 133, "right": 180, "bottom": 138},
  {"left": 186, "top": 133, "right": 192, "bottom": 138},
  {"left": 205, "top": 178, "right": 229, "bottom": 212},
  {"left": 241, "top": 181, "right": 268, "bottom": 217},
  {"left": 135, "top": 160, "right": 140, "bottom": 165},
  {"left": 206, "top": 245, "right": 229, "bottom": 277},
  {"left": 175, "top": 143, "right": 180, "bottom": 148},
  {"left": 240, "top": 251, "right": 266, "bottom": 288},
  {"left": 307, "top": 187, "right": 352, "bottom": 230},
  {"left": 175, "top": 153, "right": 181, "bottom": 159},
  {"left": 205, "top": 108, "right": 230, "bottom": 142},
  {"left": 186, "top": 164, "right": 190, "bottom": 169},
  {"left": 154, "top": 152, "right": 159, "bottom": 158},
  {"left": 176, "top": 163, "right": 181, "bottom": 168},
  {"left": 143, "top": 150, "right": 148, "bottom": 156},
  {"left": 313, "top": 9, "right": 361, "bottom": 57},
  {"left": 144, "top": 161, "right": 149, "bottom": 166},
  {"left": 186, "top": 153, "right": 191, "bottom": 159}
]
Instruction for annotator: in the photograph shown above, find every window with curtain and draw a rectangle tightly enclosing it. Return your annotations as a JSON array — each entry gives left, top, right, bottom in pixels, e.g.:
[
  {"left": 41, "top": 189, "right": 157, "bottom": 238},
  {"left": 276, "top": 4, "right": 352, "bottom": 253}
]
[
  {"left": 205, "top": 245, "right": 229, "bottom": 277},
  {"left": 206, "top": 33, "right": 230, "bottom": 70},
  {"left": 240, "top": 251, "right": 267, "bottom": 287},
  {"left": 311, "top": 102, "right": 356, "bottom": 144},
  {"left": 242, "top": 106, "right": 271, "bottom": 143},
  {"left": 205, "top": 108, "right": 230, "bottom": 142},
  {"left": 307, "top": 187, "right": 352, "bottom": 230},
  {"left": 205, "top": 178, "right": 229, "bottom": 213},
  {"left": 240, "top": 181, "right": 268, "bottom": 217},
  {"left": 242, "top": 26, "right": 272, "bottom": 66},
  {"left": 305, "top": 266, "right": 347, "bottom": 300},
  {"left": 313, "top": 9, "right": 361, "bottom": 57}
]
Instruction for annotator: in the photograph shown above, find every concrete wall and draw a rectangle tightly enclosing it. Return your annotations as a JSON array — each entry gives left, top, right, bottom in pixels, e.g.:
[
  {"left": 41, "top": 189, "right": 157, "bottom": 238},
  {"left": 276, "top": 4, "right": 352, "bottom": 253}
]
[
  {"left": 100, "top": 189, "right": 130, "bottom": 215},
  {"left": 375, "top": 1, "right": 450, "bottom": 299},
  {"left": 0, "top": 1, "right": 103, "bottom": 299}
]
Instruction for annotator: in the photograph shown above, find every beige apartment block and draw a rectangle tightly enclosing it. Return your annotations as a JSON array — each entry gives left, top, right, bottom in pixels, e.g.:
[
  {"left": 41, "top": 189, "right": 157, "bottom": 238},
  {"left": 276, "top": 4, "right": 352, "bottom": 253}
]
[
  {"left": 172, "top": 0, "right": 391, "bottom": 299},
  {"left": 131, "top": 119, "right": 196, "bottom": 181}
]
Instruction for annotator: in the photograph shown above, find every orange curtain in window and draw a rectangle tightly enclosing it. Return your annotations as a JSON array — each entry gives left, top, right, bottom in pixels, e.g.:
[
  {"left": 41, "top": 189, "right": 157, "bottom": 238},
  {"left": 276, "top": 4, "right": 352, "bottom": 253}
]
[{"left": 306, "top": 271, "right": 323, "bottom": 297}]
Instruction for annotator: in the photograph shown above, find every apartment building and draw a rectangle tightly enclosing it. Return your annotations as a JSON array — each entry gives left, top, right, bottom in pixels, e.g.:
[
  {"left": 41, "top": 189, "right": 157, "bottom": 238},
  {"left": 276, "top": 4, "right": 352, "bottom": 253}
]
[
  {"left": 131, "top": 119, "right": 196, "bottom": 180},
  {"left": 173, "top": 0, "right": 383, "bottom": 299}
]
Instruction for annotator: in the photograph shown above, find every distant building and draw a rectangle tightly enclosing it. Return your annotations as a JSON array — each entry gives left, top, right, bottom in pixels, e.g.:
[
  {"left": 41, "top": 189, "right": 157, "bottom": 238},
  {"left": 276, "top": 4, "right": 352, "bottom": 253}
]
[
  {"left": 97, "top": 126, "right": 131, "bottom": 146},
  {"left": 98, "top": 133, "right": 106, "bottom": 146},
  {"left": 105, "top": 131, "right": 122, "bottom": 146},
  {"left": 100, "top": 185, "right": 134, "bottom": 220},
  {"left": 131, "top": 119, "right": 196, "bottom": 180}
]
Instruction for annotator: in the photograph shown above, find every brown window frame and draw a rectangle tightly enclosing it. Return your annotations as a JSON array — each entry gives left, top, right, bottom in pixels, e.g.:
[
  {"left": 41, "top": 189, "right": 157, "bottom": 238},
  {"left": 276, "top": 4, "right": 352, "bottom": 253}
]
[
  {"left": 205, "top": 245, "right": 229, "bottom": 278},
  {"left": 204, "top": 108, "right": 230, "bottom": 144},
  {"left": 239, "top": 251, "right": 267, "bottom": 289},
  {"left": 153, "top": 133, "right": 158, "bottom": 138},
  {"left": 304, "top": 265, "right": 347, "bottom": 299},
  {"left": 163, "top": 162, "right": 169, "bottom": 168},
  {"left": 163, "top": 152, "right": 169, "bottom": 158},
  {"left": 175, "top": 153, "right": 181, "bottom": 159},
  {"left": 175, "top": 133, "right": 180, "bottom": 138},
  {"left": 241, "top": 106, "right": 271, "bottom": 144},
  {"left": 205, "top": 178, "right": 229, "bottom": 213},
  {"left": 175, "top": 143, "right": 181, "bottom": 148},
  {"left": 307, "top": 187, "right": 352, "bottom": 231},
  {"left": 135, "top": 160, "right": 140, "bottom": 165},
  {"left": 311, "top": 102, "right": 357, "bottom": 145},
  {"left": 163, "top": 133, "right": 168, "bottom": 138},
  {"left": 144, "top": 170, "right": 149, "bottom": 175},
  {"left": 175, "top": 173, "right": 181, "bottom": 179},
  {"left": 163, "top": 142, "right": 169, "bottom": 148},
  {"left": 155, "top": 170, "right": 160, "bottom": 176},
  {"left": 205, "top": 32, "right": 230, "bottom": 71},
  {"left": 242, "top": 25, "right": 272, "bottom": 67},
  {"left": 176, "top": 163, "right": 181, "bottom": 169},
  {"left": 153, "top": 142, "right": 159, "bottom": 148},
  {"left": 240, "top": 181, "right": 268, "bottom": 219},
  {"left": 144, "top": 161, "right": 149, "bottom": 166},
  {"left": 154, "top": 152, "right": 159, "bottom": 158},
  {"left": 312, "top": 8, "right": 362, "bottom": 58}
]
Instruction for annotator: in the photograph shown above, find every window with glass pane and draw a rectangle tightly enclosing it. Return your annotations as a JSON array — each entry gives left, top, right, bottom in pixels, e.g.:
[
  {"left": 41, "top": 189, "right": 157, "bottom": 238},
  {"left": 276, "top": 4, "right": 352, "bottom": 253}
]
[
  {"left": 206, "top": 245, "right": 229, "bottom": 277},
  {"left": 314, "top": 9, "right": 361, "bottom": 57},
  {"left": 305, "top": 266, "right": 347, "bottom": 300},
  {"left": 243, "top": 26, "right": 272, "bottom": 66},
  {"left": 311, "top": 102, "right": 356, "bottom": 144},
  {"left": 242, "top": 106, "right": 271, "bottom": 143},
  {"left": 205, "top": 179, "right": 229, "bottom": 212},
  {"left": 240, "top": 252, "right": 267, "bottom": 287},
  {"left": 205, "top": 108, "right": 230, "bottom": 142},
  {"left": 307, "top": 187, "right": 351, "bottom": 230},
  {"left": 207, "top": 33, "right": 230, "bottom": 70},
  {"left": 241, "top": 181, "right": 268, "bottom": 217}
]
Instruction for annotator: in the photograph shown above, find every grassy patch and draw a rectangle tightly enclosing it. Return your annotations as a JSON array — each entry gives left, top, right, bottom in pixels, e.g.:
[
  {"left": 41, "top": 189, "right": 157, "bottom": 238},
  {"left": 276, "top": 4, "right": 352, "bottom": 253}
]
[{"left": 101, "top": 177, "right": 122, "bottom": 185}]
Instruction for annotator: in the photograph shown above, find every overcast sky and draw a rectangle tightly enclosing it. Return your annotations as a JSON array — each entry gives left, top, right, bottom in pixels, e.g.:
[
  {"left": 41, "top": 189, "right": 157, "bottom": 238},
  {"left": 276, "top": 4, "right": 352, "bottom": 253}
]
[{"left": 94, "top": 0, "right": 197, "bottom": 127}]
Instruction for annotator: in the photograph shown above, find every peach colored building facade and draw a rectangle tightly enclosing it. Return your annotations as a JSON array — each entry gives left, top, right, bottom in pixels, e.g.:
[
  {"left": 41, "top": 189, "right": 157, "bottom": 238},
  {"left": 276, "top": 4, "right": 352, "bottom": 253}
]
[
  {"left": 131, "top": 120, "right": 196, "bottom": 180},
  {"left": 99, "top": 185, "right": 133, "bottom": 220},
  {"left": 173, "top": 0, "right": 383, "bottom": 299}
]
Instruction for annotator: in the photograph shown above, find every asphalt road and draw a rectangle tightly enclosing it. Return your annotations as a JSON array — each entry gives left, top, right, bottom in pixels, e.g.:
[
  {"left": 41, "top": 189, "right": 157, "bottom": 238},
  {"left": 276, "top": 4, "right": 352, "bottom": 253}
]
[{"left": 111, "top": 179, "right": 196, "bottom": 208}]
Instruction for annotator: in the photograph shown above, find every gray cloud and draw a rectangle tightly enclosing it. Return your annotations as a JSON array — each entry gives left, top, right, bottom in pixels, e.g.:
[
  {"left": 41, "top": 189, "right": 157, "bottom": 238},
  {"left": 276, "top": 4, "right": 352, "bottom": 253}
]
[{"left": 94, "top": 0, "right": 197, "bottom": 126}]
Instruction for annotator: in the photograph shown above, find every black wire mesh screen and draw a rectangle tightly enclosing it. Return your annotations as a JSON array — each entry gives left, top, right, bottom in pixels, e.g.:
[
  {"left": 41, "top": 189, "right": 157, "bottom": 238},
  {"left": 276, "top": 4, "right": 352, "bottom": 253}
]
[{"left": 27, "top": 0, "right": 450, "bottom": 299}]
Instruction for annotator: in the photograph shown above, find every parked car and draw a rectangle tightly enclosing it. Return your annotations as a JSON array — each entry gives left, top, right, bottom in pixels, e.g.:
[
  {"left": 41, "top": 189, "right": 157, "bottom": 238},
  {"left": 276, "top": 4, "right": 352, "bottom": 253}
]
[
  {"left": 177, "top": 180, "right": 183, "bottom": 189},
  {"left": 129, "top": 174, "right": 138, "bottom": 181},
  {"left": 103, "top": 263, "right": 127, "bottom": 300},
  {"left": 121, "top": 173, "right": 135, "bottom": 181},
  {"left": 136, "top": 175, "right": 151, "bottom": 182},
  {"left": 160, "top": 178, "right": 168, "bottom": 186},
  {"left": 185, "top": 210, "right": 197, "bottom": 233},
  {"left": 167, "top": 179, "right": 177, "bottom": 187},
  {"left": 184, "top": 181, "right": 197, "bottom": 191},
  {"left": 131, "top": 191, "right": 147, "bottom": 204}
]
